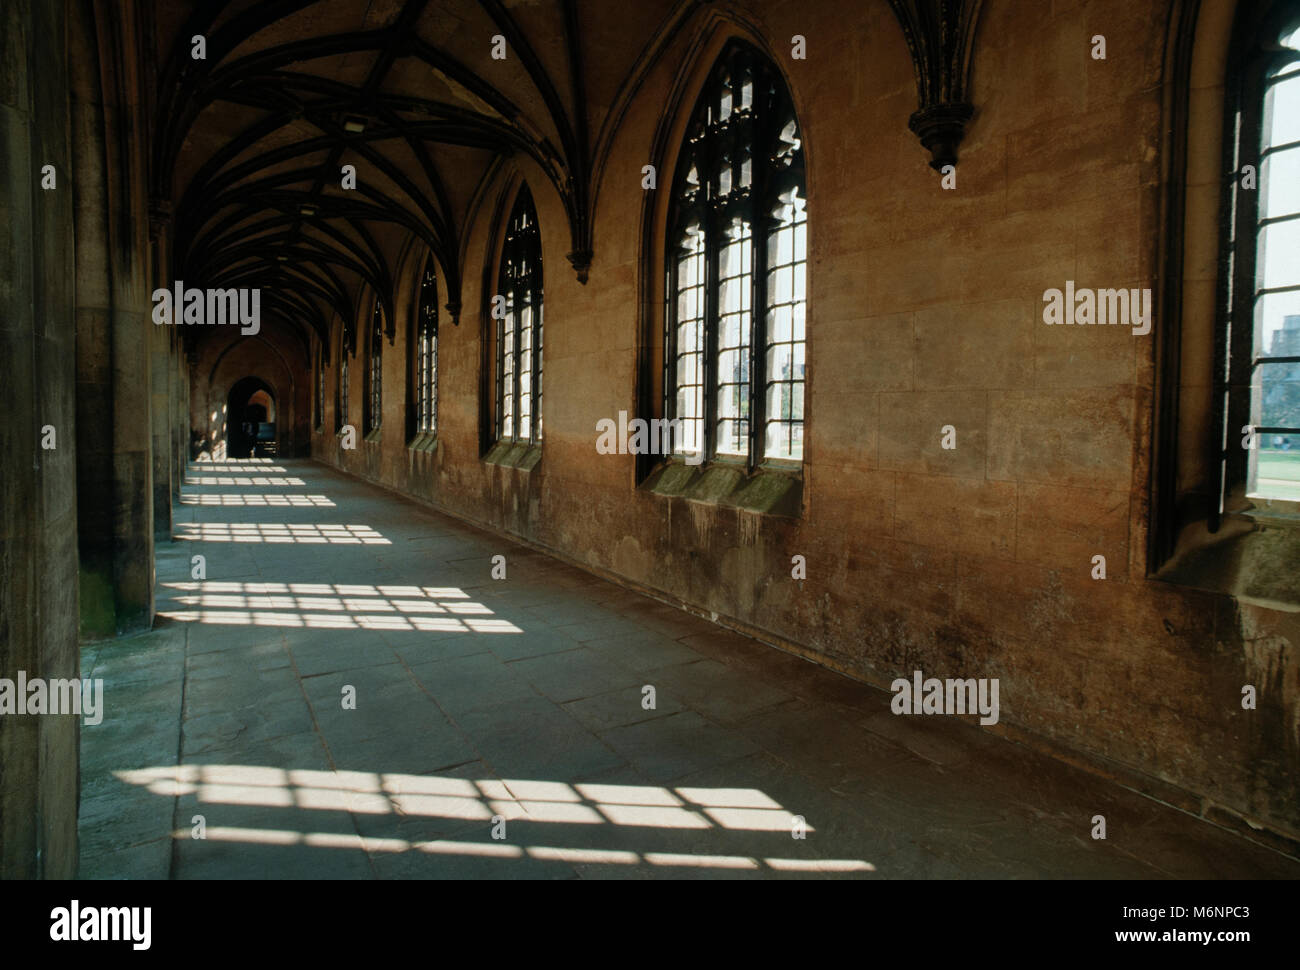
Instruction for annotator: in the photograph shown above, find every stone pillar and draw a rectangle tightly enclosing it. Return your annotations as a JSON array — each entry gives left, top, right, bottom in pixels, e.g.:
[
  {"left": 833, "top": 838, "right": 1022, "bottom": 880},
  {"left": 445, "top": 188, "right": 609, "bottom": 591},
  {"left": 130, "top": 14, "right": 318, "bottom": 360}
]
[
  {"left": 73, "top": 0, "right": 154, "bottom": 637},
  {"left": 150, "top": 203, "right": 173, "bottom": 540},
  {"left": 175, "top": 327, "right": 187, "bottom": 486},
  {"left": 0, "top": 0, "right": 81, "bottom": 879}
]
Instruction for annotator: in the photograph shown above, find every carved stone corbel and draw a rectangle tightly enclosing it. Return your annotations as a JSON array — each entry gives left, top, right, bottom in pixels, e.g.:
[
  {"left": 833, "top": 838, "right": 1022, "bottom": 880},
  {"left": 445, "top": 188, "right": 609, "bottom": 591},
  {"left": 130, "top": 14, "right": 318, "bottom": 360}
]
[
  {"left": 886, "top": 0, "right": 986, "bottom": 170},
  {"left": 566, "top": 250, "right": 592, "bottom": 285}
]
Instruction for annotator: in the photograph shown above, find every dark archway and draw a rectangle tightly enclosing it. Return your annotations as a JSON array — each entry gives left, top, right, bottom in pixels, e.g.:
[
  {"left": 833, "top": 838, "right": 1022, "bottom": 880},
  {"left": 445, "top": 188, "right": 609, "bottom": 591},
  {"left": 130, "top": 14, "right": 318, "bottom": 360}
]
[{"left": 226, "top": 376, "right": 277, "bottom": 458}]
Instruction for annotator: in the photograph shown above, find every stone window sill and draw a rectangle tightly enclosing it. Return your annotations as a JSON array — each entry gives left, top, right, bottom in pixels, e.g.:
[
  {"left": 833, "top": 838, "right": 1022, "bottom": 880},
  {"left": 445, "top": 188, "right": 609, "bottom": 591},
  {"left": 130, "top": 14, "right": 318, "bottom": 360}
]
[
  {"left": 483, "top": 439, "right": 542, "bottom": 471},
  {"left": 1153, "top": 511, "right": 1300, "bottom": 610},
  {"left": 1242, "top": 494, "right": 1300, "bottom": 522},
  {"left": 407, "top": 432, "right": 439, "bottom": 454},
  {"left": 640, "top": 459, "right": 803, "bottom": 517}
]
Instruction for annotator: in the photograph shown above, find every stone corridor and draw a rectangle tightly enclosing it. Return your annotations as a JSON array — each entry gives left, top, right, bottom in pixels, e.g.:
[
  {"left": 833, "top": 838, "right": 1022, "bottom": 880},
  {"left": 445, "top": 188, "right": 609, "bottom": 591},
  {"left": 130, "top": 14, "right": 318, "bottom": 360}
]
[{"left": 76, "top": 460, "right": 1300, "bottom": 879}]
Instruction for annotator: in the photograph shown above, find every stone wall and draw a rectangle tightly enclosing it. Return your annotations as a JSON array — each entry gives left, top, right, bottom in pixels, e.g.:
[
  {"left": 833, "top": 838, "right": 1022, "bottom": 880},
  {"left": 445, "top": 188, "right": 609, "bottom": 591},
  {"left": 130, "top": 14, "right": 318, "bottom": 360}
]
[
  {"left": 1, "top": 0, "right": 81, "bottom": 879},
  {"left": 2, "top": 0, "right": 176, "bottom": 876},
  {"left": 293, "top": 0, "right": 1298, "bottom": 843},
  {"left": 190, "top": 328, "right": 311, "bottom": 460}
]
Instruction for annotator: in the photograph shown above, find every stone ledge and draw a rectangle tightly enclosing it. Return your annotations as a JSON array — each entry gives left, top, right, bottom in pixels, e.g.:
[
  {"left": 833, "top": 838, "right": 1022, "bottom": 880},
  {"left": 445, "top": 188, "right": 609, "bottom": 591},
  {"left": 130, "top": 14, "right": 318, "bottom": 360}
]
[
  {"left": 1154, "top": 514, "right": 1300, "bottom": 611},
  {"left": 641, "top": 459, "right": 803, "bottom": 517},
  {"left": 483, "top": 438, "right": 542, "bottom": 471},
  {"left": 407, "top": 431, "right": 439, "bottom": 454}
]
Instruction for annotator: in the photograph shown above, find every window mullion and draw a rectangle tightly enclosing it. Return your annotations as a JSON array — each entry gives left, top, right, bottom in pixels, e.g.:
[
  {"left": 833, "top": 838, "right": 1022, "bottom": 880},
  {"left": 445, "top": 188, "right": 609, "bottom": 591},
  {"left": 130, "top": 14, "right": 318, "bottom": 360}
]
[
  {"left": 703, "top": 92, "right": 722, "bottom": 462},
  {"left": 1225, "top": 67, "right": 1266, "bottom": 506},
  {"left": 531, "top": 243, "right": 541, "bottom": 446},
  {"left": 664, "top": 241, "right": 678, "bottom": 429},
  {"left": 520, "top": 271, "right": 528, "bottom": 445},
  {"left": 505, "top": 236, "right": 512, "bottom": 442},
  {"left": 510, "top": 267, "right": 518, "bottom": 443},
  {"left": 522, "top": 234, "right": 528, "bottom": 443},
  {"left": 750, "top": 63, "right": 770, "bottom": 470},
  {"left": 525, "top": 266, "right": 532, "bottom": 446},
  {"left": 512, "top": 255, "right": 521, "bottom": 443},
  {"left": 496, "top": 262, "right": 505, "bottom": 441},
  {"left": 749, "top": 212, "right": 764, "bottom": 469},
  {"left": 704, "top": 218, "right": 721, "bottom": 462}
]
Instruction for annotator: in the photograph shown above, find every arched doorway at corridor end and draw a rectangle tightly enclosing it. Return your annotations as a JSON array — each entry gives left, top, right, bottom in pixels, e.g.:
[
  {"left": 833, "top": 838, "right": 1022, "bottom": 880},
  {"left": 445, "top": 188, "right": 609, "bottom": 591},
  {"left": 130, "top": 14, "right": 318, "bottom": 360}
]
[{"left": 226, "top": 376, "right": 277, "bottom": 458}]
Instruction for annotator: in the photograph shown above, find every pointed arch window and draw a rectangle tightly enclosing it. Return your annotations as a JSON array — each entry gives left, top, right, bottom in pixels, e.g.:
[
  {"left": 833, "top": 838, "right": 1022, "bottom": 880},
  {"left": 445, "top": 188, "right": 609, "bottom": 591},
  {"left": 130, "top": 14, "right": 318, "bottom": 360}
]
[
  {"left": 1220, "top": 16, "right": 1300, "bottom": 509},
  {"left": 366, "top": 298, "right": 383, "bottom": 434},
  {"left": 497, "top": 186, "right": 543, "bottom": 445},
  {"left": 665, "top": 41, "right": 807, "bottom": 467},
  {"left": 314, "top": 340, "right": 325, "bottom": 432},
  {"left": 1151, "top": 1, "right": 1300, "bottom": 602},
  {"left": 337, "top": 327, "right": 350, "bottom": 431},
  {"left": 415, "top": 255, "right": 439, "bottom": 436}
]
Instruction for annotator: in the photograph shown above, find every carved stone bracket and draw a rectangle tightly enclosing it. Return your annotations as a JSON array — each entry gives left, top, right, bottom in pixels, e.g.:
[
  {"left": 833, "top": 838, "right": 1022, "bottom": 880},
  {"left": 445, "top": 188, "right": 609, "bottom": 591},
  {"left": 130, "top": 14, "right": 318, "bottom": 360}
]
[
  {"left": 148, "top": 197, "right": 173, "bottom": 241},
  {"left": 886, "top": 0, "right": 986, "bottom": 170},
  {"left": 566, "top": 249, "right": 592, "bottom": 285}
]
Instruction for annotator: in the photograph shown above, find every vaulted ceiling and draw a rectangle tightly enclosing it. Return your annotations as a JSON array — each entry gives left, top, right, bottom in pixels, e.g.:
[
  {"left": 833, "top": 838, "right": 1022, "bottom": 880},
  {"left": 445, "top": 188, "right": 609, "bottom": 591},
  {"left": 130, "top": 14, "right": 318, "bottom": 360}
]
[
  {"left": 149, "top": 0, "right": 986, "bottom": 361},
  {"left": 151, "top": 0, "right": 700, "bottom": 358}
]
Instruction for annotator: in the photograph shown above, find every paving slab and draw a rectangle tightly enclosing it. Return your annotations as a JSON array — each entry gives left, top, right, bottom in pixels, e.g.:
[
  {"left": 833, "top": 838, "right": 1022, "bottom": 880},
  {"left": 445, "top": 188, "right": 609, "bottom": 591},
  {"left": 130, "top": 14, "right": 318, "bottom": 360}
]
[{"left": 75, "top": 458, "right": 1300, "bottom": 879}]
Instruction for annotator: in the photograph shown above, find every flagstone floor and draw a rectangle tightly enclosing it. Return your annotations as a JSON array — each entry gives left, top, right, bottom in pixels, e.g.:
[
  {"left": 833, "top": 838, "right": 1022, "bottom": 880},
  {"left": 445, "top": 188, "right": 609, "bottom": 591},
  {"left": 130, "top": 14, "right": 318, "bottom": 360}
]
[{"left": 76, "top": 458, "right": 1300, "bottom": 879}]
